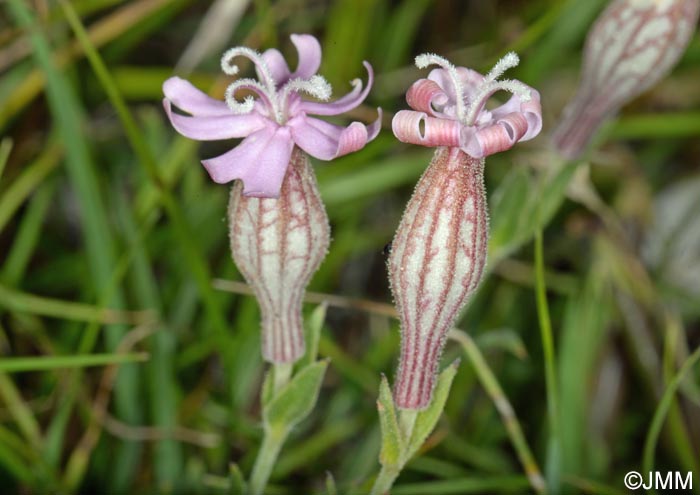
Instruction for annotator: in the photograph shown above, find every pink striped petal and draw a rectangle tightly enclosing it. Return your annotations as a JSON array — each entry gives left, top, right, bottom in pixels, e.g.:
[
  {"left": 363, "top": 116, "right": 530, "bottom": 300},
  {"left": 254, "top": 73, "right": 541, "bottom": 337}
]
[
  {"left": 392, "top": 110, "right": 462, "bottom": 148},
  {"left": 163, "top": 99, "right": 267, "bottom": 141},
  {"left": 462, "top": 112, "right": 529, "bottom": 158},
  {"left": 163, "top": 77, "right": 231, "bottom": 116},
  {"left": 289, "top": 34, "right": 322, "bottom": 79},
  {"left": 299, "top": 62, "right": 375, "bottom": 116},
  {"left": 287, "top": 111, "right": 382, "bottom": 160},
  {"left": 406, "top": 79, "right": 448, "bottom": 116},
  {"left": 490, "top": 91, "right": 542, "bottom": 141},
  {"left": 201, "top": 126, "right": 294, "bottom": 198}
]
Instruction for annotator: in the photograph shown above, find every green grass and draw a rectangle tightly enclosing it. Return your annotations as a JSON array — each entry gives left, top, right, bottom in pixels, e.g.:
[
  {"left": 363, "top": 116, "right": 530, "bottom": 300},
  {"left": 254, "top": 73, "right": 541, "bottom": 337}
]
[{"left": 1, "top": 1, "right": 699, "bottom": 494}]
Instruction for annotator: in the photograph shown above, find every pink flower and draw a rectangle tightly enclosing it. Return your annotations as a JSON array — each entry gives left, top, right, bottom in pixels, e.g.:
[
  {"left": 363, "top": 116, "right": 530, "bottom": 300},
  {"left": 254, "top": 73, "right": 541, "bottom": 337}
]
[
  {"left": 552, "top": 0, "right": 700, "bottom": 159},
  {"left": 163, "top": 34, "right": 381, "bottom": 198},
  {"left": 388, "top": 53, "right": 542, "bottom": 409},
  {"left": 392, "top": 52, "right": 541, "bottom": 158}
]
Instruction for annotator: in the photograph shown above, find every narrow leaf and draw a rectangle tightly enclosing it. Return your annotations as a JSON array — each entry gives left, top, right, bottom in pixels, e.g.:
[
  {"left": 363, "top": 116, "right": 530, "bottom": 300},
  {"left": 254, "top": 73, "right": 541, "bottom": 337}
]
[
  {"left": 298, "top": 302, "right": 328, "bottom": 369},
  {"left": 264, "top": 360, "right": 328, "bottom": 429},
  {"left": 377, "top": 375, "right": 403, "bottom": 467},
  {"left": 405, "top": 361, "right": 459, "bottom": 460},
  {"left": 228, "top": 463, "right": 246, "bottom": 495}
]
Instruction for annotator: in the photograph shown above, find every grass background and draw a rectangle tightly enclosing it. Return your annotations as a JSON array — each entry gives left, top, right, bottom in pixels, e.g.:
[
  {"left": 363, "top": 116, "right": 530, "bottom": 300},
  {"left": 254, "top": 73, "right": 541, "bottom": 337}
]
[{"left": 1, "top": 0, "right": 700, "bottom": 493}]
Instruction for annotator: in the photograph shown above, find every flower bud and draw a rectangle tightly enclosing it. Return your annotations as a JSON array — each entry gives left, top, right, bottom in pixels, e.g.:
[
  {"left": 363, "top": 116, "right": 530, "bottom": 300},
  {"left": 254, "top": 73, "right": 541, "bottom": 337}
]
[
  {"left": 552, "top": 0, "right": 700, "bottom": 159},
  {"left": 229, "top": 147, "right": 330, "bottom": 363},
  {"left": 389, "top": 147, "right": 488, "bottom": 409}
]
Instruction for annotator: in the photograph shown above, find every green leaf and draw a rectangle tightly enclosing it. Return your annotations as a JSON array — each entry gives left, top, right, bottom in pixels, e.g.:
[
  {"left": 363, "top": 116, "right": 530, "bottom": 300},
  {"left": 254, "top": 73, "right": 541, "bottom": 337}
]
[
  {"left": 298, "top": 302, "right": 328, "bottom": 370},
  {"left": 490, "top": 162, "right": 579, "bottom": 263},
  {"left": 264, "top": 360, "right": 328, "bottom": 429},
  {"left": 325, "top": 471, "right": 338, "bottom": 495},
  {"left": 227, "top": 463, "right": 245, "bottom": 495},
  {"left": 377, "top": 375, "right": 403, "bottom": 467},
  {"left": 405, "top": 361, "right": 459, "bottom": 460},
  {"left": 0, "top": 138, "right": 12, "bottom": 182}
]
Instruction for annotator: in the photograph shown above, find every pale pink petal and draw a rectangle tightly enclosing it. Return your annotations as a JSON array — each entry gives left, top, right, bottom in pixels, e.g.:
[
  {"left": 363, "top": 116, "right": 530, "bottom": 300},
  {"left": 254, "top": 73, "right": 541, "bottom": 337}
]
[
  {"left": 260, "top": 48, "right": 292, "bottom": 85},
  {"left": 392, "top": 110, "right": 461, "bottom": 148},
  {"left": 201, "top": 126, "right": 294, "bottom": 197},
  {"left": 490, "top": 90, "right": 542, "bottom": 141},
  {"left": 287, "top": 111, "right": 381, "bottom": 160},
  {"left": 462, "top": 113, "right": 529, "bottom": 158},
  {"left": 406, "top": 79, "right": 449, "bottom": 116},
  {"left": 163, "top": 99, "right": 267, "bottom": 140},
  {"left": 163, "top": 77, "right": 230, "bottom": 116},
  {"left": 298, "top": 62, "right": 375, "bottom": 116},
  {"left": 289, "top": 34, "right": 322, "bottom": 79},
  {"left": 427, "top": 68, "right": 459, "bottom": 102}
]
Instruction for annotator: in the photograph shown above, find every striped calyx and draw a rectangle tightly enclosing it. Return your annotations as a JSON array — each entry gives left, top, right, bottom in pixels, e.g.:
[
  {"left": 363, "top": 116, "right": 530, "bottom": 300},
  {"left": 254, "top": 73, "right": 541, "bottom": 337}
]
[
  {"left": 389, "top": 147, "right": 488, "bottom": 410},
  {"left": 553, "top": 0, "right": 700, "bottom": 159},
  {"left": 228, "top": 147, "right": 330, "bottom": 363}
]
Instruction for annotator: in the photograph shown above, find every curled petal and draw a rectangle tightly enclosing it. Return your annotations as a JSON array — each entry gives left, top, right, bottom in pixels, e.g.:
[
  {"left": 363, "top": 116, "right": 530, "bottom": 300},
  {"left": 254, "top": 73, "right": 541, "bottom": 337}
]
[
  {"left": 287, "top": 110, "right": 382, "bottom": 160},
  {"left": 299, "top": 61, "right": 375, "bottom": 116},
  {"left": 163, "top": 99, "right": 267, "bottom": 140},
  {"left": 289, "top": 34, "right": 322, "bottom": 79},
  {"left": 462, "top": 113, "right": 529, "bottom": 158},
  {"left": 490, "top": 90, "right": 542, "bottom": 142},
  {"left": 406, "top": 79, "right": 449, "bottom": 116},
  {"left": 392, "top": 110, "right": 462, "bottom": 148},
  {"left": 163, "top": 77, "right": 231, "bottom": 116},
  {"left": 201, "top": 126, "right": 294, "bottom": 197}
]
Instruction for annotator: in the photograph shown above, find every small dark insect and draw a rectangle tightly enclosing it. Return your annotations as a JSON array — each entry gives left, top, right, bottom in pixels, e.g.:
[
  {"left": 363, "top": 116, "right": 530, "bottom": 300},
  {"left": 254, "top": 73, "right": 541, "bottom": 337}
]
[{"left": 382, "top": 241, "right": 393, "bottom": 256}]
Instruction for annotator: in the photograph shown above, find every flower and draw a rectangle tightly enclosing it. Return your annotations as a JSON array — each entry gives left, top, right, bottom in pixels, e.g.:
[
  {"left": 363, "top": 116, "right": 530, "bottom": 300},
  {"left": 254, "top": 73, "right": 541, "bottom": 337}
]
[
  {"left": 163, "top": 34, "right": 380, "bottom": 363},
  {"left": 552, "top": 0, "right": 700, "bottom": 159},
  {"left": 388, "top": 53, "right": 542, "bottom": 409},
  {"left": 163, "top": 33, "right": 381, "bottom": 198},
  {"left": 392, "top": 52, "right": 542, "bottom": 158}
]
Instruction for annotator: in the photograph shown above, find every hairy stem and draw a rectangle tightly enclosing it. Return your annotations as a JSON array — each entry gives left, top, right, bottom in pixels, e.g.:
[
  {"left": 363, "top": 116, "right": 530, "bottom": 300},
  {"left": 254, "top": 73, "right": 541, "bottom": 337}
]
[
  {"left": 248, "top": 362, "right": 293, "bottom": 495},
  {"left": 248, "top": 425, "right": 288, "bottom": 495}
]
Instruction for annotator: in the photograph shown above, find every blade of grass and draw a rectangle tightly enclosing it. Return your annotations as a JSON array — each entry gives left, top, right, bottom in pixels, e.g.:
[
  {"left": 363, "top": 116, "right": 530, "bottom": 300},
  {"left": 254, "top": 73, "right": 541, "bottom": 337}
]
[
  {"left": 59, "top": 0, "right": 230, "bottom": 345},
  {"left": 2, "top": 180, "right": 56, "bottom": 284},
  {"left": 114, "top": 189, "right": 183, "bottom": 490},
  {"left": 0, "top": 138, "right": 12, "bottom": 181},
  {"left": 534, "top": 228, "right": 561, "bottom": 495},
  {"left": 0, "top": 373, "right": 43, "bottom": 449},
  {"left": 0, "top": 139, "right": 61, "bottom": 233},
  {"left": 449, "top": 330, "right": 546, "bottom": 495},
  {"left": 6, "top": 2, "right": 142, "bottom": 486},
  {"left": 642, "top": 344, "right": 700, "bottom": 475},
  {"left": 0, "top": 353, "right": 148, "bottom": 373},
  {"left": 0, "top": 0, "right": 178, "bottom": 130},
  {"left": 0, "top": 282, "right": 151, "bottom": 324}
]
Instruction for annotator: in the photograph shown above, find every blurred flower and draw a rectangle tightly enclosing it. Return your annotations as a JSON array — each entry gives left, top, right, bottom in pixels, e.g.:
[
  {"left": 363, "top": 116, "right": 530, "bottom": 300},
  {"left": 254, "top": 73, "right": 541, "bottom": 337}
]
[
  {"left": 163, "top": 33, "right": 381, "bottom": 198},
  {"left": 163, "top": 34, "right": 380, "bottom": 363},
  {"left": 552, "top": 0, "right": 700, "bottom": 159},
  {"left": 389, "top": 53, "right": 542, "bottom": 409}
]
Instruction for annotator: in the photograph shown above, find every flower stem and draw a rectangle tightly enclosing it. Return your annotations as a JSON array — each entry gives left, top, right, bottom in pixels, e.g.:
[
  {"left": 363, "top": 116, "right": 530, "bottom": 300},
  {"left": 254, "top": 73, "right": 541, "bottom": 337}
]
[
  {"left": 370, "top": 408, "right": 418, "bottom": 495},
  {"left": 248, "top": 425, "right": 288, "bottom": 495},
  {"left": 248, "top": 362, "right": 294, "bottom": 495},
  {"left": 534, "top": 229, "right": 561, "bottom": 494},
  {"left": 370, "top": 465, "right": 401, "bottom": 495}
]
